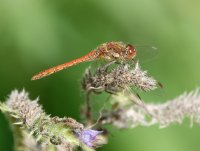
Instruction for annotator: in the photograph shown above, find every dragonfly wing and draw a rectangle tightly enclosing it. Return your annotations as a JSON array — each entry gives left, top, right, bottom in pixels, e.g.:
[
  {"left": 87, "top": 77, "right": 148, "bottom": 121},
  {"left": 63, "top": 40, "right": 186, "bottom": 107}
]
[{"left": 135, "top": 45, "right": 159, "bottom": 63}]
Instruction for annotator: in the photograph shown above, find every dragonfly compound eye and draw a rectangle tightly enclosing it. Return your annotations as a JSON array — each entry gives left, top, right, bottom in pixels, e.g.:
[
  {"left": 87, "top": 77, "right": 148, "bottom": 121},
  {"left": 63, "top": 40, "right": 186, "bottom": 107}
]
[{"left": 126, "top": 44, "right": 136, "bottom": 59}]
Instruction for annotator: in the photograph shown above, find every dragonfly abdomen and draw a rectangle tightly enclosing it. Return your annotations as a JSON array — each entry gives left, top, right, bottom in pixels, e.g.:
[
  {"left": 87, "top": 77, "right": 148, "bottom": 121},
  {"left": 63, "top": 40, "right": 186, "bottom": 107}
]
[{"left": 31, "top": 50, "right": 98, "bottom": 80}]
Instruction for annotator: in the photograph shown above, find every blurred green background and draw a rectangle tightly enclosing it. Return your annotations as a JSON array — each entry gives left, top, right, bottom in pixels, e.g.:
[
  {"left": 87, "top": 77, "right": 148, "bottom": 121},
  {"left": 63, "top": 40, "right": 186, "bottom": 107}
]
[{"left": 0, "top": 0, "right": 200, "bottom": 150}]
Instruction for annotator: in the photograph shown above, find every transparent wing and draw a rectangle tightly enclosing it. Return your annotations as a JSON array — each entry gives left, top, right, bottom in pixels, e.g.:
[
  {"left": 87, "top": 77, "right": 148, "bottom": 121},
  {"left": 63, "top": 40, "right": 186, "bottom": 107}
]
[{"left": 134, "top": 45, "right": 159, "bottom": 63}]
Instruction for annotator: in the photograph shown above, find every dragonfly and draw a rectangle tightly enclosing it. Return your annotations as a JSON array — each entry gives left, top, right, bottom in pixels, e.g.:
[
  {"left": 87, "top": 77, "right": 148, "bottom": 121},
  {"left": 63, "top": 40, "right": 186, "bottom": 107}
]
[{"left": 31, "top": 41, "right": 155, "bottom": 80}]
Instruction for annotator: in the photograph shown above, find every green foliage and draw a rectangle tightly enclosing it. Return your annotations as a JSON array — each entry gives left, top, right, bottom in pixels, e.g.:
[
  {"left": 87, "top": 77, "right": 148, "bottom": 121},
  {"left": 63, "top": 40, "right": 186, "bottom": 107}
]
[{"left": 0, "top": 0, "right": 200, "bottom": 151}]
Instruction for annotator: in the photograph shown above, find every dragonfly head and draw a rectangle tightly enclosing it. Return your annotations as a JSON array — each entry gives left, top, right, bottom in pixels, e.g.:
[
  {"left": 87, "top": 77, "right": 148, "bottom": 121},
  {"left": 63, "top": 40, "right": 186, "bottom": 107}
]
[{"left": 125, "top": 44, "right": 137, "bottom": 60}]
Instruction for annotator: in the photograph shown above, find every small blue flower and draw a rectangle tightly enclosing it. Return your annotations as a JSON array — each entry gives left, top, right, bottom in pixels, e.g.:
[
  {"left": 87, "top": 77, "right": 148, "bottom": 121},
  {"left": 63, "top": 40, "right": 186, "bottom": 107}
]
[{"left": 76, "top": 129, "right": 103, "bottom": 148}]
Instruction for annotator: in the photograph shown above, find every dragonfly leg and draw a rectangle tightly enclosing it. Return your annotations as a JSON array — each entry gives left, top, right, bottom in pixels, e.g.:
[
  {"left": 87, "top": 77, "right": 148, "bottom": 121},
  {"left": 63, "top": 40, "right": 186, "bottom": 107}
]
[{"left": 100, "top": 60, "right": 116, "bottom": 72}]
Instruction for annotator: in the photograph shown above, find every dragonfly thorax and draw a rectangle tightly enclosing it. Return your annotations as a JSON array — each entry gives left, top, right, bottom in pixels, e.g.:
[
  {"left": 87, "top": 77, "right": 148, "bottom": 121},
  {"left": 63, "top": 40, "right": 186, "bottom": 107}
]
[{"left": 97, "top": 41, "right": 136, "bottom": 61}]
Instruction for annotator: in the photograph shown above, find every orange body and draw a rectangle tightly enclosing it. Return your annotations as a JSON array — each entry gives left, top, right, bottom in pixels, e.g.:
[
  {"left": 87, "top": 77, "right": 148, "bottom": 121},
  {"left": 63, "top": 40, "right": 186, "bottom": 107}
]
[{"left": 31, "top": 41, "right": 136, "bottom": 80}]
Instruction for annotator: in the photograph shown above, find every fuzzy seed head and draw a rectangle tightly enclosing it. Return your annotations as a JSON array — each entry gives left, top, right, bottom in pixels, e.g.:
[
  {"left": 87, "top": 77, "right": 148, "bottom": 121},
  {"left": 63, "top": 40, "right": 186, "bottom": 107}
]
[
  {"left": 82, "top": 62, "right": 158, "bottom": 93},
  {"left": 6, "top": 90, "right": 44, "bottom": 127}
]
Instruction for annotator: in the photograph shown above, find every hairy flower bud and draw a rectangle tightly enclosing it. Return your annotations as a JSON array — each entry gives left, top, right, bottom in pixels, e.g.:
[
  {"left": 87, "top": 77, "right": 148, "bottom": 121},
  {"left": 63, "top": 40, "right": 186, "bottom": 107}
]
[{"left": 82, "top": 62, "right": 158, "bottom": 94}]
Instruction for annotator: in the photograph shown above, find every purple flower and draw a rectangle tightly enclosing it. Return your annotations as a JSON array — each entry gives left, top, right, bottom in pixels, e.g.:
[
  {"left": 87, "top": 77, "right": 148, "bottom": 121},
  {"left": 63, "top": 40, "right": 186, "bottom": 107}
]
[{"left": 76, "top": 129, "right": 103, "bottom": 148}]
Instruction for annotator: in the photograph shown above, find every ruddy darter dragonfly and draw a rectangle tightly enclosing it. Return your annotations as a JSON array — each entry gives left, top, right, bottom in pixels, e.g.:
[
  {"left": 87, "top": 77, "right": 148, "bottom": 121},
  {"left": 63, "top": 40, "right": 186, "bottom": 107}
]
[{"left": 31, "top": 41, "right": 153, "bottom": 80}]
